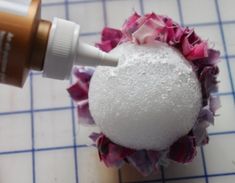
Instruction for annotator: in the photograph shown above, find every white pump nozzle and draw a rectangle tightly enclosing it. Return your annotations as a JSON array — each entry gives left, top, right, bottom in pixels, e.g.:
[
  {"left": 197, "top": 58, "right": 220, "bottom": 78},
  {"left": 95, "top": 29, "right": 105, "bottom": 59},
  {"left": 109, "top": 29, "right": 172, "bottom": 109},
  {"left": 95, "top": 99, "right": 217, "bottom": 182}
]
[{"left": 43, "top": 18, "right": 118, "bottom": 80}]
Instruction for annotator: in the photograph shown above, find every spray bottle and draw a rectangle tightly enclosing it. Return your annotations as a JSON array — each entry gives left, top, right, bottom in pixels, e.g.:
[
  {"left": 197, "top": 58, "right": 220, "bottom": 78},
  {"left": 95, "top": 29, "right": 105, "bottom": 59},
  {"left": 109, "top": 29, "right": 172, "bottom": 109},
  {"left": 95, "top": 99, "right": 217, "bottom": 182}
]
[{"left": 0, "top": 0, "right": 118, "bottom": 87}]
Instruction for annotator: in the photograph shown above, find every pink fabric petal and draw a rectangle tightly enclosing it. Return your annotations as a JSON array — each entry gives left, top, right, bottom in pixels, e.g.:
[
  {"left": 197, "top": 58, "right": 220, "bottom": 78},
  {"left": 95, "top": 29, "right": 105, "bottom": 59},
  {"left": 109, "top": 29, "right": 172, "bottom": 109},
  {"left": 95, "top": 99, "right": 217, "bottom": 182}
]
[
  {"left": 101, "top": 27, "right": 123, "bottom": 42},
  {"left": 96, "top": 27, "right": 123, "bottom": 52},
  {"left": 67, "top": 80, "right": 88, "bottom": 101},
  {"left": 182, "top": 36, "right": 193, "bottom": 56},
  {"left": 68, "top": 67, "right": 95, "bottom": 124},
  {"left": 74, "top": 67, "right": 94, "bottom": 83},
  {"left": 122, "top": 12, "right": 141, "bottom": 38},
  {"left": 67, "top": 67, "right": 94, "bottom": 101},
  {"left": 122, "top": 12, "right": 141, "bottom": 31},
  {"left": 96, "top": 40, "right": 117, "bottom": 52},
  {"left": 164, "top": 18, "right": 184, "bottom": 45},
  {"left": 186, "top": 42, "right": 209, "bottom": 60},
  {"left": 169, "top": 26, "right": 185, "bottom": 45},
  {"left": 132, "top": 18, "right": 166, "bottom": 44}
]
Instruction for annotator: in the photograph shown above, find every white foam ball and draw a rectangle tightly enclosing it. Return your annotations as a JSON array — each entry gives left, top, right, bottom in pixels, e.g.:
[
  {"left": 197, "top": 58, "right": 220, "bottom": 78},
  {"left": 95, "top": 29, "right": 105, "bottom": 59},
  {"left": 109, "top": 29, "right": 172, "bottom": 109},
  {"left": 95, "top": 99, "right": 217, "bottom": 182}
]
[{"left": 89, "top": 42, "right": 202, "bottom": 150}]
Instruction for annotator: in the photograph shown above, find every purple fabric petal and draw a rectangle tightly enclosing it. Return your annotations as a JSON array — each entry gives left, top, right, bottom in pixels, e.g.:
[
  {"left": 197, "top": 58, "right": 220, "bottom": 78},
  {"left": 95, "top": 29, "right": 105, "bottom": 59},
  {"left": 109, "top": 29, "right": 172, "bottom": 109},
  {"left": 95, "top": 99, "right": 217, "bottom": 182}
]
[
  {"left": 199, "top": 66, "right": 219, "bottom": 106},
  {"left": 192, "top": 50, "right": 220, "bottom": 70},
  {"left": 197, "top": 107, "right": 215, "bottom": 124},
  {"left": 147, "top": 150, "right": 160, "bottom": 170},
  {"left": 193, "top": 123, "right": 210, "bottom": 146},
  {"left": 89, "top": 132, "right": 101, "bottom": 142},
  {"left": 209, "top": 95, "right": 221, "bottom": 114},
  {"left": 205, "top": 49, "right": 220, "bottom": 65},
  {"left": 127, "top": 150, "right": 154, "bottom": 176},
  {"left": 158, "top": 150, "right": 170, "bottom": 167},
  {"left": 169, "top": 136, "right": 197, "bottom": 163},
  {"left": 77, "top": 100, "right": 95, "bottom": 125},
  {"left": 193, "top": 108, "right": 213, "bottom": 145}
]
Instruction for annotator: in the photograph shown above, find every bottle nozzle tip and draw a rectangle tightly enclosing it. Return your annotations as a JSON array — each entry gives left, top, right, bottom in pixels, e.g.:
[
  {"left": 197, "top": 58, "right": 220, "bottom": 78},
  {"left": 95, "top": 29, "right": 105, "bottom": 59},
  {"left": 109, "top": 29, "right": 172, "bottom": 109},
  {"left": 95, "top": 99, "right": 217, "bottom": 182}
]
[
  {"left": 76, "top": 42, "right": 119, "bottom": 67},
  {"left": 100, "top": 52, "right": 119, "bottom": 67}
]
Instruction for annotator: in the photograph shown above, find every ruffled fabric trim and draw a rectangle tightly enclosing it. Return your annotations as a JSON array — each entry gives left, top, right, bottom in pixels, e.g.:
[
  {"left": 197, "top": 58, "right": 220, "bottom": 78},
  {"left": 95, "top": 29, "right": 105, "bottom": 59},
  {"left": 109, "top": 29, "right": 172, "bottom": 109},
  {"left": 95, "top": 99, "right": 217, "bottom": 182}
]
[{"left": 68, "top": 12, "right": 220, "bottom": 176}]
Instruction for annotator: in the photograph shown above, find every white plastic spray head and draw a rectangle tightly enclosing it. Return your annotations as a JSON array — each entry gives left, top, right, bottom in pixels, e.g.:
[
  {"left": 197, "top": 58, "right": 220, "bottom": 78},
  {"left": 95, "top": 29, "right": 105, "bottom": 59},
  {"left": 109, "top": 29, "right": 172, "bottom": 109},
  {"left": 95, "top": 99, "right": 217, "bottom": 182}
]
[{"left": 43, "top": 17, "right": 118, "bottom": 80}]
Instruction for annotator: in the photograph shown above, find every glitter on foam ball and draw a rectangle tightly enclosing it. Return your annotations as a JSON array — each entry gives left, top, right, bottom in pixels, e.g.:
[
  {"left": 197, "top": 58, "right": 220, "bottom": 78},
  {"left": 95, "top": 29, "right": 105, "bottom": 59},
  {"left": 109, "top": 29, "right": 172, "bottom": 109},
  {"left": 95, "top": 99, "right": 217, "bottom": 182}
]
[
  {"left": 89, "top": 42, "right": 202, "bottom": 150},
  {"left": 68, "top": 12, "right": 220, "bottom": 176}
]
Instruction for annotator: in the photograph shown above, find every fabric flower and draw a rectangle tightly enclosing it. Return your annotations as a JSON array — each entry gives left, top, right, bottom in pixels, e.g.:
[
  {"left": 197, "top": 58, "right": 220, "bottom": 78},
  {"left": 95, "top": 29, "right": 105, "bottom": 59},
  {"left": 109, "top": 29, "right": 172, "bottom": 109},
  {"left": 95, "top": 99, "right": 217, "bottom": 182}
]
[{"left": 68, "top": 12, "right": 220, "bottom": 176}]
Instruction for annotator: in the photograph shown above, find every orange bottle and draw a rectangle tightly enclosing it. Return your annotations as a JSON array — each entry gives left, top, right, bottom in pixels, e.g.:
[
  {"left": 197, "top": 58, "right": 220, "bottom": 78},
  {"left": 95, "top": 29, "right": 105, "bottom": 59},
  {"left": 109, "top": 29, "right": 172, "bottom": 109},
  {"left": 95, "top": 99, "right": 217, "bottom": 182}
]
[{"left": 0, "top": 0, "right": 118, "bottom": 87}]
